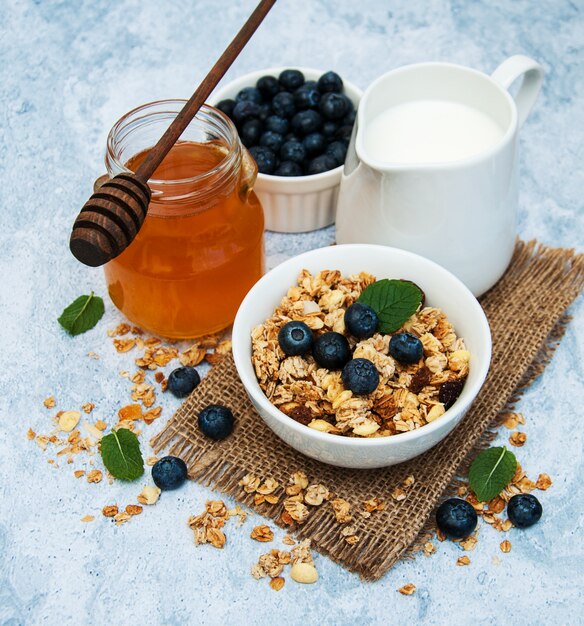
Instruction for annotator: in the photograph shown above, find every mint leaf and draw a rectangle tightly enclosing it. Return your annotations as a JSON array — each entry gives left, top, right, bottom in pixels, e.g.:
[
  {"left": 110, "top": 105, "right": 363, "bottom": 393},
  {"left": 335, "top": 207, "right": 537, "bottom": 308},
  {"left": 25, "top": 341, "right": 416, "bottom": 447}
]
[
  {"left": 58, "top": 291, "right": 105, "bottom": 336},
  {"left": 358, "top": 279, "right": 423, "bottom": 333},
  {"left": 468, "top": 446, "right": 517, "bottom": 502},
  {"left": 100, "top": 428, "right": 144, "bottom": 481}
]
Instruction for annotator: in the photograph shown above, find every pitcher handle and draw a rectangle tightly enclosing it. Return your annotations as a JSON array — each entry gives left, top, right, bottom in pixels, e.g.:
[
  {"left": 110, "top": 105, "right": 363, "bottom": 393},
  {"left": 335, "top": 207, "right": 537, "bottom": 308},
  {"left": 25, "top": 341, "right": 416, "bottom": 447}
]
[{"left": 491, "top": 55, "right": 544, "bottom": 128}]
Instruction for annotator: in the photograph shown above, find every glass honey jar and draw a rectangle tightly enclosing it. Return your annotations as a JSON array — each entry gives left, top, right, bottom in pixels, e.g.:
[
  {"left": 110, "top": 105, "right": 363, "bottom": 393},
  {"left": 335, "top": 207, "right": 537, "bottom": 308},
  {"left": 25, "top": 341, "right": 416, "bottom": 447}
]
[{"left": 102, "top": 100, "right": 265, "bottom": 339}]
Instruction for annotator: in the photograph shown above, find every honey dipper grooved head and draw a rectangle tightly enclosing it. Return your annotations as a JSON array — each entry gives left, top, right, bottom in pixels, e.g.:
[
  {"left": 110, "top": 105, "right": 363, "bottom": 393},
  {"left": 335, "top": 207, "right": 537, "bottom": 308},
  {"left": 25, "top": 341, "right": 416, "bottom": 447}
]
[{"left": 69, "top": 173, "right": 151, "bottom": 267}]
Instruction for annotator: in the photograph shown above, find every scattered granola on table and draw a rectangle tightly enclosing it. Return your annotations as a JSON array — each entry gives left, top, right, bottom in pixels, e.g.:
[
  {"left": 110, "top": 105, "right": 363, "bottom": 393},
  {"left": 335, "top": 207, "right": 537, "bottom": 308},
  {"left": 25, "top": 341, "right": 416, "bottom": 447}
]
[{"left": 251, "top": 269, "right": 469, "bottom": 438}]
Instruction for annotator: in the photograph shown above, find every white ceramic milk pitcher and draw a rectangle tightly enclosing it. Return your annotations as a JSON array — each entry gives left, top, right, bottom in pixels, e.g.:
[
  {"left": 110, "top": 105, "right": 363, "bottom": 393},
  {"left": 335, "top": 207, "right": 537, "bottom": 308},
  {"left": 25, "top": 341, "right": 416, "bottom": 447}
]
[{"left": 335, "top": 56, "right": 543, "bottom": 296}]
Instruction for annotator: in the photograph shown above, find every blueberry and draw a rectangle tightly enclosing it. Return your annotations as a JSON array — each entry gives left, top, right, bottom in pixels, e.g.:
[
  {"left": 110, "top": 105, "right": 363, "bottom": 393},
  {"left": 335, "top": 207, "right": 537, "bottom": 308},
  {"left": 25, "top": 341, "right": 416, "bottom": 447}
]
[
  {"left": 439, "top": 379, "right": 465, "bottom": 409},
  {"left": 342, "top": 358, "right": 379, "bottom": 395},
  {"left": 280, "top": 140, "right": 306, "bottom": 164},
  {"left": 302, "top": 132, "right": 326, "bottom": 157},
  {"left": 344, "top": 302, "right": 379, "bottom": 339},
  {"left": 322, "top": 120, "right": 339, "bottom": 139},
  {"left": 232, "top": 100, "right": 260, "bottom": 124},
  {"left": 507, "top": 494, "right": 543, "bottom": 528},
  {"left": 274, "top": 160, "right": 302, "bottom": 176},
  {"left": 312, "top": 331, "right": 351, "bottom": 369},
  {"left": 303, "top": 80, "right": 318, "bottom": 90},
  {"left": 317, "top": 70, "right": 344, "bottom": 93},
  {"left": 167, "top": 366, "right": 201, "bottom": 398},
  {"left": 319, "top": 92, "right": 351, "bottom": 120},
  {"left": 279, "top": 69, "right": 305, "bottom": 90},
  {"left": 272, "top": 91, "right": 296, "bottom": 118},
  {"left": 291, "top": 110, "right": 322, "bottom": 136},
  {"left": 248, "top": 146, "right": 277, "bottom": 174},
  {"left": 216, "top": 98, "right": 235, "bottom": 118},
  {"left": 278, "top": 320, "right": 313, "bottom": 355},
  {"left": 257, "top": 103, "right": 272, "bottom": 121},
  {"left": 152, "top": 456, "right": 188, "bottom": 491},
  {"left": 342, "top": 109, "right": 357, "bottom": 126},
  {"left": 334, "top": 125, "right": 354, "bottom": 143},
  {"left": 325, "top": 140, "right": 348, "bottom": 166},
  {"left": 294, "top": 85, "right": 321, "bottom": 110},
  {"left": 240, "top": 119, "right": 263, "bottom": 147},
  {"left": 259, "top": 130, "right": 285, "bottom": 153},
  {"left": 256, "top": 75, "right": 280, "bottom": 99},
  {"left": 198, "top": 404, "right": 235, "bottom": 440},
  {"left": 436, "top": 498, "right": 478, "bottom": 539},
  {"left": 235, "top": 86, "right": 263, "bottom": 105},
  {"left": 389, "top": 332, "right": 424, "bottom": 364},
  {"left": 307, "top": 154, "right": 338, "bottom": 175},
  {"left": 265, "top": 115, "right": 289, "bottom": 135}
]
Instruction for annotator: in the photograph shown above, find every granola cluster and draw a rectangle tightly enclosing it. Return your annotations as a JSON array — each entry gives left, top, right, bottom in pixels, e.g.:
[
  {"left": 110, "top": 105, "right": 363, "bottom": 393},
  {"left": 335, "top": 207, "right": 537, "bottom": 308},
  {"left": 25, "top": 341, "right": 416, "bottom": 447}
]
[{"left": 251, "top": 269, "right": 469, "bottom": 438}]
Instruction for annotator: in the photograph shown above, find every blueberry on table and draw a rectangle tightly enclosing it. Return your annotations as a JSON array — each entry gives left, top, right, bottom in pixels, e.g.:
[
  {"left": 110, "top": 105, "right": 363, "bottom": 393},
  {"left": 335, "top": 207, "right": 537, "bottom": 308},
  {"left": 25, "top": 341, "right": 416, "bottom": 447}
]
[
  {"left": 265, "top": 114, "right": 289, "bottom": 135},
  {"left": 259, "top": 130, "right": 284, "bottom": 153},
  {"left": 302, "top": 132, "right": 326, "bottom": 157},
  {"left": 248, "top": 146, "right": 277, "bottom": 174},
  {"left": 216, "top": 98, "right": 235, "bottom": 118},
  {"left": 291, "top": 110, "right": 322, "bottom": 136},
  {"left": 272, "top": 91, "right": 296, "bottom": 118},
  {"left": 232, "top": 100, "right": 260, "bottom": 124},
  {"left": 280, "top": 140, "right": 306, "bottom": 164},
  {"left": 274, "top": 161, "right": 302, "bottom": 177},
  {"left": 325, "top": 140, "right": 348, "bottom": 166},
  {"left": 256, "top": 74, "right": 280, "bottom": 99},
  {"left": 279, "top": 68, "right": 305, "bottom": 90},
  {"left": 312, "top": 331, "right": 351, "bottom": 369},
  {"left": 240, "top": 119, "right": 263, "bottom": 147},
  {"left": 319, "top": 92, "right": 351, "bottom": 120},
  {"left": 307, "top": 154, "right": 338, "bottom": 175},
  {"left": 278, "top": 320, "right": 313, "bottom": 355},
  {"left": 342, "top": 358, "right": 379, "bottom": 395},
  {"left": 152, "top": 456, "right": 188, "bottom": 491},
  {"left": 389, "top": 332, "right": 424, "bottom": 364},
  {"left": 167, "top": 366, "right": 201, "bottom": 398},
  {"left": 507, "top": 494, "right": 543, "bottom": 528},
  {"left": 436, "top": 498, "right": 478, "bottom": 539},
  {"left": 344, "top": 302, "right": 379, "bottom": 339},
  {"left": 294, "top": 85, "right": 321, "bottom": 110},
  {"left": 198, "top": 404, "right": 235, "bottom": 441},
  {"left": 235, "top": 86, "right": 263, "bottom": 105},
  {"left": 317, "top": 70, "right": 344, "bottom": 94}
]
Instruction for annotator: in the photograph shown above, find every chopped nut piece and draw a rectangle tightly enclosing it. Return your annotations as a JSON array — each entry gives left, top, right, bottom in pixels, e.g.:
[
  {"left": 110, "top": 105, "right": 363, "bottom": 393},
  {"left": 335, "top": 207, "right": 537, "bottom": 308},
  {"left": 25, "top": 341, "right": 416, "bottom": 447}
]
[
  {"left": 95, "top": 420, "right": 107, "bottom": 431},
  {"left": 283, "top": 499, "right": 310, "bottom": 524},
  {"left": 500, "top": 540, "right": 512, "bottom": 553},
  {"left": 206, "top": 527, "right": 226, "bottom": 549},
  {"left": 102, "top": 505, "right": 119, "bottom": 518},
  {"left": 239, "top": 473, "right": 261, "bottom": 493},
  {"left": 114, "top": 512, "right": 132, "bottom": 525},
  {"left": 82, "top": 403, "right": 95, "bottom": 414},
  {"left": 80, "top": 515, "right": 95, "bottom": 523},
  {"left": 113, "top": 338, "right": 136, "bottom": 353},
  {"left": 397, "top": 583, "right": 416, "bottom": 596},
  {"left": 423, "top": 542, "right": 436, "bottom": 557},
  {"left": 87, "top": 469, "right": 103, "bottom": 484},
  {"left": 509, "top": 432, "right": 527, "bottom": 447},
  {"left": 456, "top": 556, "right": 471, "bottom": 566},
  {"left": 427, "top": 403, "right": 446, "bottom": 422},
  {"left": 459, "top": 535, "right": 478, "bottom": 551},
  {"left": 250, "top": 525, "right": 274, "bottom": 542},
  {"left": 391, "top": 487, "right": 407, "bottom": 502},
  {"left": 74, "top": 470, "right": 85, "bottom": 478},
  {"left": 58, "top": 411, "right": 81, "bottom": 433},
  {"left": 125, "top": 504, "right": 143, "bottom": 516},
  {"left": 180, "top": 344, "right": 207, "bottom": 367},
  {"left": 118, "top": 404, "right": 143, "bottom": 421},
  {"left": 137, "top": 485, "right": 161, "bottom": 505},
  {"left": 290, "top": 562, "right": 318, "bottom": 584},
  {"left": 362, "top": 497, "right": 385, "bottom": 513},
  {"left": 270, "top": 576, "right": 285, "bottom": 591},
  {"left": 536, "top": 473, "right": 552, "bottom": 490},
  {"left": 304, "top": 484, "right": 330, "bottom": 506},
  {"left": 43, "top": 396, "right": 56, "bottom": 409},
  {"left": 27, "top": 428, "right": 36, "bottom": 440},
  {"left": 282, "top": 534, "right": 296, "bottom": 546},
  {"left": 331, "top": 498, "right": 352, "bottom": 523}
]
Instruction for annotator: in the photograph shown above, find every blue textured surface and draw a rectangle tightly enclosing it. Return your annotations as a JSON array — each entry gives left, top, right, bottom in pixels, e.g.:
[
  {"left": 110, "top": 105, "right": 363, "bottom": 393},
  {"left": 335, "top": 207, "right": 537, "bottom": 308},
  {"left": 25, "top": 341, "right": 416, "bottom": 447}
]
[{"left": 1, "top": 1, "right": 583, "bottom": 625}]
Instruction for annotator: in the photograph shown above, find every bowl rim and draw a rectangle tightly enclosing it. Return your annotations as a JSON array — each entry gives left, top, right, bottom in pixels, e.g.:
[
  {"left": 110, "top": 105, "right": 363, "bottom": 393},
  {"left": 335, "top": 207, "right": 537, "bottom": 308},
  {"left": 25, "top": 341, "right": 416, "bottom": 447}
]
[
  {"left": 211, "top": 66, "right": 364, "bottom": 185},
  {"left": 232, "top": 243, "right": 492, "bottom": 449}
]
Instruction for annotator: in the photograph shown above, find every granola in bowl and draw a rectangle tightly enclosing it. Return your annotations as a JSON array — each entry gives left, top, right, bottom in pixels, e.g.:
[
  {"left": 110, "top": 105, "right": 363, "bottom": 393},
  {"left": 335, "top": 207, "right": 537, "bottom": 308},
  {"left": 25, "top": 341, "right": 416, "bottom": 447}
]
[{"left": 251, "top": 269, "right": 470, "bottom": 438}]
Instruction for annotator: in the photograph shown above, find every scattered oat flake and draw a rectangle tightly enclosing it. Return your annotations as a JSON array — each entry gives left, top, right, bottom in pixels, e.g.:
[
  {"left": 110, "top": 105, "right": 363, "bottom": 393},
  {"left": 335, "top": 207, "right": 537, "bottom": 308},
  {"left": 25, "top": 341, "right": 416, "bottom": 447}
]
[
  {"left": 500, "top": 540, "right": 512, "bottom": 553},
  {"left": 509, "top": 432, "right": 527, "bottom": 447},
  {"left": 146, "top": 456, "right": 159, "bottom": 466},
  {"left": 270, "top": 576, "right": 285, "bottom": 591},
  {"left": 74, "top": 470, "right": 85, "bottom": 478},
  {"left": 397, "top": 583, "right": 416, "bottom": 596},
  {"left": 43, "top": 396, "right": 56, "bottom": 409},
  {"left": 81, "top": 515, "right": 95, "bottom": 523},
  {"left": 331, "top": 498, "right": 352, "bottom": 523},
  {"left": 113, "top": 338, "right": 136, "bottom": 353},
  {"left": 87, "top": 351, "right": 100, "bottom": 359},
  {"left": 423, "top": 542, "right": 437, "bottom": 557},
  {"left": 536, "top": 473, "right": 552, "bottom": 490},
  {"left": 459, "top": 535, "right": 478, "bottom": 551},
  {"left": 81, "top": 402, "right": 95, "bottom": 414},
  {"left": 27, "top": 428, "right": 36, "bottom": 440},
  {"left": 282, "top": 534, "right": 296, "bottom": 546},
  {"left": 114, "top": 512, "right": 132, "bottom": 525},
  {"left": 457, "top": 556, "right": 471, "bottom": 566},
  {"left": 87, "top": 469, "right": 103, "bottom": 483},
  {"left": 125, "top": 504, "right": 143, "bottom": 516},
  {"left": 102, "top": 505, "right": 119, "bottom": 518},
  {"left": 251, "top": 525, "right": 274, "bottom": 542}
]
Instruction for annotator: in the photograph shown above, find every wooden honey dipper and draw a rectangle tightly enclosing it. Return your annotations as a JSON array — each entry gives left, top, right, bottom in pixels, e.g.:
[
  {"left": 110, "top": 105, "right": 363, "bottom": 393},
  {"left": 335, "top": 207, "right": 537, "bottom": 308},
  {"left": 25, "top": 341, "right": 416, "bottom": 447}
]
[{"left": 70, "top": 0, "right": 276, "bottom": 267}]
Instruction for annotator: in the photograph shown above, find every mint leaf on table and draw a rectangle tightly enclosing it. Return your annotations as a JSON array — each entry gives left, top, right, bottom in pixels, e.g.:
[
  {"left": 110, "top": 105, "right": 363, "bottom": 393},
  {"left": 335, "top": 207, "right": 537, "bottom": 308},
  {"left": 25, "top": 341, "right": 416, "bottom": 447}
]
[
  {"left": 58, "top": 291, "right": 105, "bottom": 336},
  {"left": 468, "top": 446, "right": 517, "bottom": 502},
  {"left": 100, "top": 428, "right": 144, "bottom": 481},
  {"left": 358, "top": 279, "right": 423, "bottom": 333}
]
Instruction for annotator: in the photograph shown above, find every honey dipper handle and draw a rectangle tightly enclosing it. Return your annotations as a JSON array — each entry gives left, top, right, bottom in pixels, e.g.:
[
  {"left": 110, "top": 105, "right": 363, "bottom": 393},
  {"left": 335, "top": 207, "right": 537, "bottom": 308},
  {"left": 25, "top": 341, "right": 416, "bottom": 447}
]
[
  {"left": 70, "top": 0, "right": 277, "bottom": 267},
  {"left": 136, "top": 0, "right": 277, "bottom": 182}
]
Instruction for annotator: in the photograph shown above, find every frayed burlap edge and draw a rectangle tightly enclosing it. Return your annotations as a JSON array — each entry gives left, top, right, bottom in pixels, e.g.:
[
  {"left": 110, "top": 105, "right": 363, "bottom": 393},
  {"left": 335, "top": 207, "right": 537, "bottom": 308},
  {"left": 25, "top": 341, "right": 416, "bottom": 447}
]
[{"left": 151, "top": 240, "right": 584, "bottom": 580}]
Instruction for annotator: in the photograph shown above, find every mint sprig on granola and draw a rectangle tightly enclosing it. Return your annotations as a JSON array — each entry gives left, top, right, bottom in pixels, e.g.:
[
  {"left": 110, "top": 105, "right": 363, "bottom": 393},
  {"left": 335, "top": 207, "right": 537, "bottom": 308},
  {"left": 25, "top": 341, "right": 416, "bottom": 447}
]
[{"left": 358, "top": 279, "right": 423, "bottom": 333}]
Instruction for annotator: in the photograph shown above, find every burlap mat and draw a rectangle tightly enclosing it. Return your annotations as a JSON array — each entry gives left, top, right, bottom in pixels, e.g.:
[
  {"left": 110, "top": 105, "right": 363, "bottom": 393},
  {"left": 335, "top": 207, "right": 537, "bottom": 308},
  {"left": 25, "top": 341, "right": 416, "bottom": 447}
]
[{"left": 151, "top": 240, "right": 584, "bottom": 580}]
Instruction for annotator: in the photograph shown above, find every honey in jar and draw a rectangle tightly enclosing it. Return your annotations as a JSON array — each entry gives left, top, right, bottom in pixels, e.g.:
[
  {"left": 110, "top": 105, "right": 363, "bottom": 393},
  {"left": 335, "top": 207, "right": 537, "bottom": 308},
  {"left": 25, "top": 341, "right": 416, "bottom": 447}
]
[{"left": 103, "top": 100, "right": 264, "bottom": 338}]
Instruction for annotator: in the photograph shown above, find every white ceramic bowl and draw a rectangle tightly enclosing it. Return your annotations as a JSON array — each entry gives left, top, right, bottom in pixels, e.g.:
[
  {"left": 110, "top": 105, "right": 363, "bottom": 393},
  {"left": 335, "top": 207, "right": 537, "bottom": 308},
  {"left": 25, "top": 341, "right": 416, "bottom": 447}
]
[
  {"left": 211, "top": 67, "right": 363, "bottom": 233},
  {"left": 232, "top": 244, "right": 491, "bottom": 469}
]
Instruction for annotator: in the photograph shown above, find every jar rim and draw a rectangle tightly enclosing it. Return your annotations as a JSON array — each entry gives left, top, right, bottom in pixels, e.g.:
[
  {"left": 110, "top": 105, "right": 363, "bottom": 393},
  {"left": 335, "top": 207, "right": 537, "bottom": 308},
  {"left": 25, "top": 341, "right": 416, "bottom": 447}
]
[{"left": 106, "top": 99, "right": 240, "bottom": 187}]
